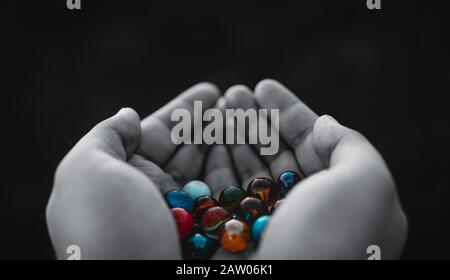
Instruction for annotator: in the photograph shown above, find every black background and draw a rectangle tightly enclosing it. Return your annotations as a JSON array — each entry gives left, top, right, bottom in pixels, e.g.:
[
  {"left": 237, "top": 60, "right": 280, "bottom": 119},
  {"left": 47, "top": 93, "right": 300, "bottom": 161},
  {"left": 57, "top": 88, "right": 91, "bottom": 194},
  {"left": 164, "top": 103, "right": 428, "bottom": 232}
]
[{"left": 4, "top": 0, "right": 449, "bottom": 259}]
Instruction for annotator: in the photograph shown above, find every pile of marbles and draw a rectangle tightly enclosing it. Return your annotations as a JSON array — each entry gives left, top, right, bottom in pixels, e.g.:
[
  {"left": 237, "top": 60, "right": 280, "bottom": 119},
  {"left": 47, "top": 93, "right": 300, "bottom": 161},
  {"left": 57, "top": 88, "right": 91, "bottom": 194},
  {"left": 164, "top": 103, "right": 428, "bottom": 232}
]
[{"left": 164, "top": 171, "right": 302, "bottom": 259}]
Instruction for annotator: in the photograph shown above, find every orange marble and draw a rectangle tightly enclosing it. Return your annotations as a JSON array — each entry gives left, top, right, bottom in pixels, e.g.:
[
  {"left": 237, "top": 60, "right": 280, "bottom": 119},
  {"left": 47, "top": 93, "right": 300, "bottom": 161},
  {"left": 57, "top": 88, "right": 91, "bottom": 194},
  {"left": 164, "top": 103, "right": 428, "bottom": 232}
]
[{"left": 219, "top": 219, "right": 251, "bottom": 253}]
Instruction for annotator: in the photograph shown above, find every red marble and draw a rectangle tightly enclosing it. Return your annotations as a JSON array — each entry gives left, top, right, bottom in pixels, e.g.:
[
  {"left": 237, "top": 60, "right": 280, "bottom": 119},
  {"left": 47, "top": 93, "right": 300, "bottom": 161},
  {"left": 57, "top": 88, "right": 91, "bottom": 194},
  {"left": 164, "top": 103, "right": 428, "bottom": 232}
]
[
  {"left": 201, "top": 206, "right": 231, "bottom": 239},
  {"left": 172, "top": 207, "right": 193, "bottom": 240}
]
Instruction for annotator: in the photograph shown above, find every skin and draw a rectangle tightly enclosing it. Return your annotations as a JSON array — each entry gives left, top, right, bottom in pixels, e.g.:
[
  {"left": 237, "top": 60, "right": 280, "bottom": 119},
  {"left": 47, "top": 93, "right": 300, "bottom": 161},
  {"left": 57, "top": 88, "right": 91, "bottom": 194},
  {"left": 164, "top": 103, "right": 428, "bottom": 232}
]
[{"left": 46, "top": 79, "right": 407, "bottom": 260}]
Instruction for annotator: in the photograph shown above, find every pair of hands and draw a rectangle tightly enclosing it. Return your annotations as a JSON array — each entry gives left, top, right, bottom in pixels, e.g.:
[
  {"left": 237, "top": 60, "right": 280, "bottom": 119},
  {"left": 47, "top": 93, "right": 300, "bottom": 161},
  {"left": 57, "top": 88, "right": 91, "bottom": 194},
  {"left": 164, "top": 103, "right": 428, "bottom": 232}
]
[{"left": 46, "top": 79, "right": 407, "bottom": 259}]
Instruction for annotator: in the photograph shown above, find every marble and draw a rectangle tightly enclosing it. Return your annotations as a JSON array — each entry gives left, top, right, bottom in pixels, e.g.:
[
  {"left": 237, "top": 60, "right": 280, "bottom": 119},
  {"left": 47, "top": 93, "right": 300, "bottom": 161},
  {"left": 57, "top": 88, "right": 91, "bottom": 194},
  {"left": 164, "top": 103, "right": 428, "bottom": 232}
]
[
  {"left": 193, "top": 195, "right": 218, "bottom": 225},
  {"left": 183, "top": 180, "right": 211, "bottom": 201},
  {"left": 219, "top": 219, "right": 251, "bottom": 253},
  {"left": 247, "top": 177, "right": 273, "bottom": 204},
  {"left": 171, "top": 207, "right": 193, "bottom": 240},
  {"left": 185, "top": 232, "right": 214, "bottom": 259},
  {"left": 218, "top": 186, "right": 248, "bottom": 212},
  {"left": 252, "top": 215, "right": 270, "bottom": 242},
  {"left": 277, "top": 171, "right": 302, "bottom": 197},
  {"left": 165, "top": 189, "right": 194, "bottom": 212},
  {"left": 236, "top": 197, "right": 268, "bottom": 226},
  {"left": 201, "top": 206, "right": 231, "bottom": 240}
]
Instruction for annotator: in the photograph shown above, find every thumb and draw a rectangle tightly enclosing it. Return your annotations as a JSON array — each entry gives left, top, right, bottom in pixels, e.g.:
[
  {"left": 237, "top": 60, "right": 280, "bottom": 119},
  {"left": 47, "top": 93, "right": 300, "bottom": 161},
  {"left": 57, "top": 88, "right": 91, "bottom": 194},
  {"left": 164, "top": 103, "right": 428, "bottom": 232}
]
[
  {"left": 311, "top": 114, "right": 377, "bottom": 170},
  {"left": 80, "top": 108, "right": 142, "bottom": 160}
]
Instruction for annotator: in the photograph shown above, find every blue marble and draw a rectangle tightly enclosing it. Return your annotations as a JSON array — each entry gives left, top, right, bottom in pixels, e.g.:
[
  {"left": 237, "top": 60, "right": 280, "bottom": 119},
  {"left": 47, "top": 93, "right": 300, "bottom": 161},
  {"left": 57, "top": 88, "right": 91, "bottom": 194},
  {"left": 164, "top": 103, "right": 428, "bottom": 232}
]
[
  {"left": 252, "top": 215, "right": 271, "bottom": 242},
  {"left": 185, "top": 232, "right": 214, "bottom": 259},
  {"left": 277, "top": 171, "right": 301, "bottom": 197},
  {"left": 183, "top": 180, "right": 211, "bottom": 201},
  {"left": 164, "top": 189, "right": 193, "bottom": 212}
]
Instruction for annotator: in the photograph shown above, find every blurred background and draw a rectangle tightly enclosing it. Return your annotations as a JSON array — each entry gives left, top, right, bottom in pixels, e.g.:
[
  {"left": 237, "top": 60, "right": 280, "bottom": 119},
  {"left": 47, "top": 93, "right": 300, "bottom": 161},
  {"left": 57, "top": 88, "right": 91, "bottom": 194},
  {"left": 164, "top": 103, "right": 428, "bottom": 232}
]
[{"left": 4, "top": 0, "right": 449, "bottom": 259}]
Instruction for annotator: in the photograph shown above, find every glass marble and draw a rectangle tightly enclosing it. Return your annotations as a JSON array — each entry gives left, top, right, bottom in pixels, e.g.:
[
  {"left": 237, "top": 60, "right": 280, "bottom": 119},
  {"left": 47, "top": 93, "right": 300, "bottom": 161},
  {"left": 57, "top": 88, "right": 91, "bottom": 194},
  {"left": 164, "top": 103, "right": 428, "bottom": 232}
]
[
  {"left": 185, "top": 232, "right": 214, "bottom": 260},
  {"left": 193, "top": 195, "right": 218, "bottom": 225},
  {"left": 270, "top": 199, "right": 283, "bottom": 214},
  {"left": 252, "top": 215, "right": 270, "bottom": 242},
  {"left": 219, "top": 219, "right": 251, "bottom": 253},
  {"left": 201, "top": 206, "right": 231, "bottom": 240},
  {"left": 247, "top": 177, "right": 273, "bottom": 204},
  {"left": 218, "top": 186, "right": 248, "bottom": 212},
  {"left": 183, "top": 180, "right": 211, "bottom": 201},
  {"left": 171, "top": 207, "right": 193, "bottom": 240},
  {"left": 236, "top": 197, "right": 268, "bottom": 226},
  {"left": 277, "top": 171, "right": 302, "bottom": 197},
  {"left": 164, "top": 189, "right": 193, "bottom": 213}
]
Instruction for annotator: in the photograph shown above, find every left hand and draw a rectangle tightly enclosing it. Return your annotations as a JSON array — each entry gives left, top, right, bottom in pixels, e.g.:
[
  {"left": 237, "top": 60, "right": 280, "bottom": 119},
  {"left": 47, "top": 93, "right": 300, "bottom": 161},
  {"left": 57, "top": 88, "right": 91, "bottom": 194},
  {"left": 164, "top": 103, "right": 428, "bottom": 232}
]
[{"left": 206, "top": 79, "right": 407, "bottom": 259}]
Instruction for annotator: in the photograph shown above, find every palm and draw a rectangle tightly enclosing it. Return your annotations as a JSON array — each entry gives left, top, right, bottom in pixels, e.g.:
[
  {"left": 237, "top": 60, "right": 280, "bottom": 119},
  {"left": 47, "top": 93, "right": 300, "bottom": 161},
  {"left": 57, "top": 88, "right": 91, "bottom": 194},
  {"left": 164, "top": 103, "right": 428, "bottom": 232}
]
[{"left": 131, "top": 82, "right": 280, "bottom": 260}]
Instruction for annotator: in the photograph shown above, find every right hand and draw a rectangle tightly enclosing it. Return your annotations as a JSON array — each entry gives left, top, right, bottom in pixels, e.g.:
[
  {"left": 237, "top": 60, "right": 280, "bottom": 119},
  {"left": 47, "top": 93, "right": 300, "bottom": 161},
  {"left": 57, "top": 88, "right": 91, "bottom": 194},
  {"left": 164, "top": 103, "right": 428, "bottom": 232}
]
[{"left": 46, "top": 83, "right": 220, "bottom": 259}]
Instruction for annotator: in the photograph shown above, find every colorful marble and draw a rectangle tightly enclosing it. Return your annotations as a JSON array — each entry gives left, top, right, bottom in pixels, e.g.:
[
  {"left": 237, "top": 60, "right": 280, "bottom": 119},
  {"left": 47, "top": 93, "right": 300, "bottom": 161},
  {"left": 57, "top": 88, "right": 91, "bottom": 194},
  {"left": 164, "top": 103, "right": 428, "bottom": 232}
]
[
  {"left": 164, "top": 189, "right": 194, "bottom": 212},
  {"left": 270, "top": 199, "right": 283, "bottom": 214},
  {"left": 219, "top": 219, "right": 251, "bottom": 253},
  {"left": 185, "top": 232, "right": 214, "bottom": 260},
  {"left": 236, "top": 197, "right": 268, "bottom": 226},
  {"left": 193, "top": 195, "right": 218, "bottom": 224},
  {"left": 252, "top": 215, "right": 270, "bottom": 242},
  {"left": 201, "top": 206, "right": 231, "bottom": 240},
  {"left": 247, "top": 177, "right": 273, "bottom": 204},
  {"left": 183, "top": 180, "right": 211, "bottom": 201},
  {"left": 171, "top": 207, "right": 193, "bottom": 240},
  {"left": 218, "top": 186, "right": 248, "bottom": 212},
  {"left": 277, "top": 171, "right": 302, "bottom": 197}
]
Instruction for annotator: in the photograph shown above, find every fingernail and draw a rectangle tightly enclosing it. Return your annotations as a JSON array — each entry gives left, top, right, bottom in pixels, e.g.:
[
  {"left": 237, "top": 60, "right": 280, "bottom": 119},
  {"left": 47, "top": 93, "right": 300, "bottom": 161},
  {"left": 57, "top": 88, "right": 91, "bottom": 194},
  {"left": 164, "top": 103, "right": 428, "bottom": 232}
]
[{"left": 323, "top": 114, "right": 339, "bottom": 124}]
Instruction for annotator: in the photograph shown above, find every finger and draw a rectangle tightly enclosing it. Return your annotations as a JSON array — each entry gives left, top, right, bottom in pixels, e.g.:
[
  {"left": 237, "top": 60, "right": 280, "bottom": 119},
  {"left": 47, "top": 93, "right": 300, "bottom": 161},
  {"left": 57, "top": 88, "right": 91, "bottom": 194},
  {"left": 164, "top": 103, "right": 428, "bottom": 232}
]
[
  {"left": 254, "top": 116, "right": 407, "bottom": 259},
  {"left": 77, "top": 108, "right": 141, "bottom": 161},
  {"left": 224, "top": 85, "right": 301, "bottom": 179},
  {"left": 164, "top": 144, "right": 206, "bottom": 185},
  {"left": 165, "top": 97, "right": 232, "bottom": 188},
  {"left": 204, "top": 145, "right": 239, "bottom": 200},
  {"left": 202, "top": 97, "right": 240, "bottom": 198},
  {"left": 228, "top": 144, "right": 271, "bottom": 189},
  {"left": 137, "top": 83, "right": 220, "bottom": 166},
  {"left": 254, "top": 79, "right": 319, "bottom": 175},
  {"left": 220, "top": 94, "right": 271, "bottom": 188}
]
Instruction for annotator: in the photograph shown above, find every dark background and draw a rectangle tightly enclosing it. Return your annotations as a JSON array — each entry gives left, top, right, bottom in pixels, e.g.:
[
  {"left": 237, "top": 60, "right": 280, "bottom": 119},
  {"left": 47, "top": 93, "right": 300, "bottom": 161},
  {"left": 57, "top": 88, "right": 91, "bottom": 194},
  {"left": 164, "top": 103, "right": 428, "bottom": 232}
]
[{"left": 4, "top": 0, "right": 449, "bottom": 259}]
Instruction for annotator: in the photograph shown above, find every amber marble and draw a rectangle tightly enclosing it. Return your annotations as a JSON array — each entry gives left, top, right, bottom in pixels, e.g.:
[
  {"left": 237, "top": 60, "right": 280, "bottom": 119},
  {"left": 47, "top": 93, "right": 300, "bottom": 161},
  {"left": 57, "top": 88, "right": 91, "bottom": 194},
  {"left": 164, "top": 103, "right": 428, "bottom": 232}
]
[{"left": 219, "top": 219, "right": 251, "bottom": 253}]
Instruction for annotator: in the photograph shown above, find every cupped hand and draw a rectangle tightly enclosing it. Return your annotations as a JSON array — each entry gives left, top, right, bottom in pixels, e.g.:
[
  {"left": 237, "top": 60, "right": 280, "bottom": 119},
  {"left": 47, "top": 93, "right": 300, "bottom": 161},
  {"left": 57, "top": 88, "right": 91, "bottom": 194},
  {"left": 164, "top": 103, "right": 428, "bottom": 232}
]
[
  {"left": 46, "top": 83, "right": 219, "bottom": 259},
  {"left": 207, "top": 79, "right": 407, "bottom": 260},
  {"left": 47, "top": 79, "right": 407, "bottom": 260}
]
